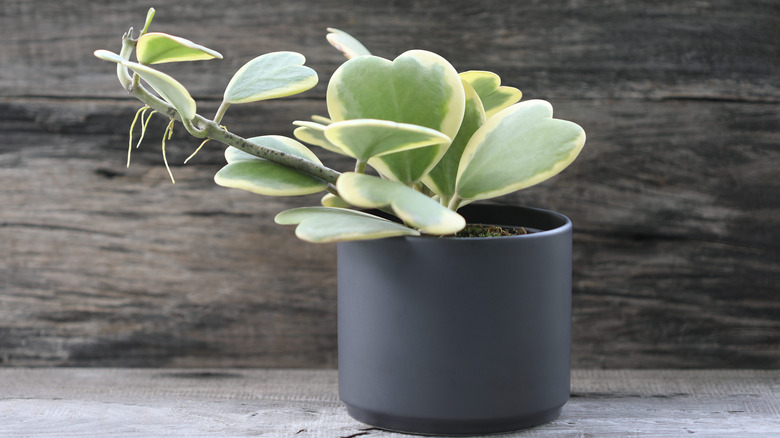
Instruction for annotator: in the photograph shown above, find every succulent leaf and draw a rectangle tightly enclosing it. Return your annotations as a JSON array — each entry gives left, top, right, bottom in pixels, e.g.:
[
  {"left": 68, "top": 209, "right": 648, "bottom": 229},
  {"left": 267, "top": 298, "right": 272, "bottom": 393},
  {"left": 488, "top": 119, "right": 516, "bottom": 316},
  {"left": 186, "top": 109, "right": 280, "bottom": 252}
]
[
  {"left": 460, "top": 71, "right": 522, "bottom": 119},
  {"left": 326, "top": 28, "right": 372, "bottom": 59},
  {"left": 311, "top": 115, "right": 333, "bottom": 125},
  {"left": 94, "top": 50, "right": 196, "bottom": 120},
  {"left": 321, "top": 193, "right": 352, "bottom": 208},
  {"left": 224, "top": 52, "right": 318, "bottom": 104},
  {"left": 337, "top": 173, "right": 466, "bottom": 235},
  {"left": 455, "top": 99, "right": 586, "bottom": 203},
  {"left": 424, "top": 79, "right": 486, "bottom": 202},
  {"left": 293, "top": 120, "right": 345, "bottom": 154},
  {"left": 324, "top": 119, "right": 451, "bottom": 162},
  {"left": 215, "top": 136, "right": 327, "bottom": 196},
  {"left": 274, "top": 207, "right": 419, "bottom": 243},
  {"left": 136, "top": 32, "right": 223, "bottom": 64},
  {"left": 326, "top": 50, "right": 466, "bottom": 185}
]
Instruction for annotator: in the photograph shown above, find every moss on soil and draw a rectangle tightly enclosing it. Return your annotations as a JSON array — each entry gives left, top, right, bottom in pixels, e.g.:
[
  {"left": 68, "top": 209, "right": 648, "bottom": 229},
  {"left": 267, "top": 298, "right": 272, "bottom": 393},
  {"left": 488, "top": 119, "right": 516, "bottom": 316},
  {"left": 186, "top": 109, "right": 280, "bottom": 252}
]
[{"left": 455, "top": 224, "right": 528, "bottom": 238}]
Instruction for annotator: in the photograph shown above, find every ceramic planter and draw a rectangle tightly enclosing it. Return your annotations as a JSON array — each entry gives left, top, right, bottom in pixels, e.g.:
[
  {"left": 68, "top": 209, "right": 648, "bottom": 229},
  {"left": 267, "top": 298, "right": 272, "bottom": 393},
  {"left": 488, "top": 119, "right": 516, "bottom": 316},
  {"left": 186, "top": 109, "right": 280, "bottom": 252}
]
[{"left": 337, "top": 204, "right": 572, "bottom": 435}]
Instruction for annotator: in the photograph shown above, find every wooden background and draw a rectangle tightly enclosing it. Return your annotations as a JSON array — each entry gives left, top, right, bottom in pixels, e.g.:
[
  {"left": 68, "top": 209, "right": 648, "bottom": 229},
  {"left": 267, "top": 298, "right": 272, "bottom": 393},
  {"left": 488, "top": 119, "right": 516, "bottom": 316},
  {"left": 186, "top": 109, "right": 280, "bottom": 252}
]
[{"left": 1, "top": 0, "right": 777, "bottom": 368}]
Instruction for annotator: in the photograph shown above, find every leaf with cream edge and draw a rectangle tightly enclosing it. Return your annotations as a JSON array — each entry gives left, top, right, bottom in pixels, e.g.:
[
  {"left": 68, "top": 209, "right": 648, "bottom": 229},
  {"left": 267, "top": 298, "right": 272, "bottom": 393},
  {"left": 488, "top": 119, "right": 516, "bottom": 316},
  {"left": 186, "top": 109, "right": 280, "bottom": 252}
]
[
  {"left": 326, "top": 28, "right": 371, "bottom": 59},
  {"left": 224, "top": 52, "right": 318, "bottom": 104},
  {"left": 337, "top": 172, "right": 466, "bottom": 235},
  {"left": 324, "top": 119, "right": 451, "bottom": 162},
  {"left": 94, "top": 49, "right": 197, "bottom": 120},
  {"left": 275, "top": 207, "right": 419, "bottom": 243},
  {"left": 214, "top": 135, "right": 327, "bottom": 196},
  {"left": 136, "top": 32, "right": 223, "bottom": 65},
  {"left": 292, "top": 120, "right": 344, "bottom": 154},
  {"left": 321, "top": 193, "right": 352, "bottom": 208},
  {"left": 424, "top": 79, "right": 486, "bottom": 204},
  {"left": 326, "top": 50, "right": 465, "bottom": 185},
  {"left": 454, "top": 99, "right": 586, "bottom": 206},
  {"left": 460, "top": 71, "right": 523, "bottom": 119}
]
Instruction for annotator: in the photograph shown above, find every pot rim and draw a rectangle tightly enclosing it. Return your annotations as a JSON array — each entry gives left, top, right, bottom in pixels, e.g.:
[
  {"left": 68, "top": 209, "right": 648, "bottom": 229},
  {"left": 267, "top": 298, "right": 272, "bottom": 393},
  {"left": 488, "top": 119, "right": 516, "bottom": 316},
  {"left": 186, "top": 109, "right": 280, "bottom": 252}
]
[{"left": 412, "top": 203, "right": 572, "bottom": 241}]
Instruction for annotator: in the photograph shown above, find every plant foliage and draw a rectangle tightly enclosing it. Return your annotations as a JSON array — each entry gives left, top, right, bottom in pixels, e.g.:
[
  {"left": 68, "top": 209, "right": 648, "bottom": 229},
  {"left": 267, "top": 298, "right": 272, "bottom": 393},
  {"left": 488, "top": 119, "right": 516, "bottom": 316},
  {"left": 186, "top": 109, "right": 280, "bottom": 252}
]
[{"left": 95, "top": 8, "right": 586, "bottom": 243}]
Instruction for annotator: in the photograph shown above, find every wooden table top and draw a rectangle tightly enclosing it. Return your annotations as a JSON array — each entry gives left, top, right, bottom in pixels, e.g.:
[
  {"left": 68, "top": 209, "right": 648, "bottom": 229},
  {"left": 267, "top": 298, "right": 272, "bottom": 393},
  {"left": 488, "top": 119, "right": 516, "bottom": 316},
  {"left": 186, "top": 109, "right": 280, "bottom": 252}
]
[{"left": 0, "top": 369, "right": 777, "bottom": 437}]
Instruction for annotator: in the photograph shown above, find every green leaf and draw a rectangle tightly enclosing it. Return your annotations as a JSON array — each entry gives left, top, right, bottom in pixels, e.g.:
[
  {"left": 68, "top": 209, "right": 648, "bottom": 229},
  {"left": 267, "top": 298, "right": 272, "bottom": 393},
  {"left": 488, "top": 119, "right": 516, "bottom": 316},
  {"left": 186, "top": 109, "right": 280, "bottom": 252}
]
[
  {"left": 224, "top": 52, "right": 318, "bottom": 104},
  {"left": 328, "top": 50, "right": 465, "bottom": 141},
  {"left": 460, "top": 71, "right": 522, "bottom": 119},
  {"left": 324, "top": 119, "right": 451, "bottom": 162},
  {"left": 326, "top": 50, "right": 466, "bottom": 184},
  {"left": 275, "top": 207, "right": 419, "bottom": 243},
  {"left": 321, "top": 193, "right": 352, "bottom": 208},
  {"left": 293, "top": 120, "right": 345, "bottom": 154},
  {"left": 94, "top": 50, "right": 196, "bottom": 120},
  {"left": 311, "top": 115, "right": 333, "bottom": 125},
  {"left": 455, "top": 99, "right": 586, "bottom": 203},
  {"left": 424, "top": 78, "right": 486, "bottom": 203},
  {"left": 136, "top": 32, "right": 223, "bottom": 65},
  {"left": 140, "top": 8, "right": 156, "bottom": 35},
  {"left": 214, "top": 136, "right": 327, "bottom": 196},
  {"left": 326, "top": 28, "right": 372, "bottom": 59},
  {"left": 225, "top": 135, "right": 322, "bottom": 164},
  {"left": 337, "top": 173, "right": 466, "bottom": 235}
]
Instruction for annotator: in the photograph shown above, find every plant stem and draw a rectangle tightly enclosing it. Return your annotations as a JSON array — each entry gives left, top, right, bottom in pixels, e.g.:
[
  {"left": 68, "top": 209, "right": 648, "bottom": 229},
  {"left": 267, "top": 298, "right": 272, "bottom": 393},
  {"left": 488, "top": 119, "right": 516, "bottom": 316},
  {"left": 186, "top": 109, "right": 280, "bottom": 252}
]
[
  {"left": 113, "top": 33, "right": 342, "bottom": 186},
  {"left": 447, "top": 195, "right": 462, "bottom": 211},
  {"left": 213, "top": 100, "right": 230, "bottom": 125},
  {"left": 354, "top": 160, "right": 367, "bottom": 174}
]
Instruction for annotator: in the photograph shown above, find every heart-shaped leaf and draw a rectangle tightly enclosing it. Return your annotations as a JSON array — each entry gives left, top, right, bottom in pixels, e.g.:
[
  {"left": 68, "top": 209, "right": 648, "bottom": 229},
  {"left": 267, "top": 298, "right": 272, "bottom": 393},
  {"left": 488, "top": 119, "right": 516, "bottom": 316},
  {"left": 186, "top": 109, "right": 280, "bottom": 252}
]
[
  {"left": 424, "top": 79, "right": 486, "bottom": 204},
  {"left": 324, "top": 119, "right": 451, "bottom": 162},
  {"left": 337, "top": 172, "right": 465, "bottom": 235},
  {"left": 136, "top": 32, "right": 223, "bottom": 65},
  {"left": 460, "top": 71, "right": 522, "bottom": 119},
  {"left": 94, "top": 50, "right": 196, "bottom": 120},
  {"left": 224, "top": 52, "right": 318, "bottom": 104},
  {"left": 327, "top": 50, "right": 465, "bottom": 184},
  {"left": 275, "top": 207, "right": 419, "bottom": 243},
  {"left": 326, "top": 28, "right": 371, "bottom": 59},
  {"left": 327, "top": 50, "right": 464, "bottom": 140},
  {"left": 215, "top": 136, "right": 327, "bottom": 196},
  {"left": 455, "top": 99, "right": 586, "bottom": 204}
]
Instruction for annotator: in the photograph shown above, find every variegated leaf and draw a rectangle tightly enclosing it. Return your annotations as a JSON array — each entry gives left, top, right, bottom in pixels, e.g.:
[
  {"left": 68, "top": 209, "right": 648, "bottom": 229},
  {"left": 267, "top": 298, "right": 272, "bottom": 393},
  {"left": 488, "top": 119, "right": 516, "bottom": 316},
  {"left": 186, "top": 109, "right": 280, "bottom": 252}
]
[
  {"left": 424, "top": 79, "right": 486, "bottom": 204},
  {"left": 337, "top": 172, "right": 465, "bottom": 235},
  {"left": 94, "top": 49, "right": 196, "bottom": 120},
  {"left": 324, "top": 119, "right": 451, "bottom": 162},
  {"left": 460, "top": 70, "right": 522, "bottom": 119},
  {"left": 136, "top": 32, "right": 223, "bottom": 65},
  {"left": 326, "top": 28, "right": 372, "bottom": 59},
  {"left": 224, "top": 52, "right": 318, "bottom": 104},
  {"left": 321, "top": 193, "right": 352, "bottom": 208},
  {"left": 326, "top": 50, "right": 465, "bottom": 185},
  {"left": 275, "top": 207, "right": 419, "bottom": 243},
  {"left": 293, "top": 120, "right": 345, "bottom": 154},
  {"left": 455, "top": 100, "right": 586, "bottom": 204},
  {"left": 214, "top": 136, "right": 327, "bottom": 196}
]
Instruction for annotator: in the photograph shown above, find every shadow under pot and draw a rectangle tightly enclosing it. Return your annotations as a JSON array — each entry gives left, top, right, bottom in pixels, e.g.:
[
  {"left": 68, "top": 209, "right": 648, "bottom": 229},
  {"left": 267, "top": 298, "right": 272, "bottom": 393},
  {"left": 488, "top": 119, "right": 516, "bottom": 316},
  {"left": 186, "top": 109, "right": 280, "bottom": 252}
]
[{"left": 337, "top": 204, "right": 573, "bottom": 435}]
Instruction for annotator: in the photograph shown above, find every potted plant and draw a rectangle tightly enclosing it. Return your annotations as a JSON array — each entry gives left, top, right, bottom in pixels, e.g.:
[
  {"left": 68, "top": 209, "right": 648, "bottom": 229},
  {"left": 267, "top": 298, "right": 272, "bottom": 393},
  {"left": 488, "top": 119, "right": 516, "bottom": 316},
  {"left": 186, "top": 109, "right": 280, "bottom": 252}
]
[{"left": 95, "top": 9, "right": 585, "bottom": 435}]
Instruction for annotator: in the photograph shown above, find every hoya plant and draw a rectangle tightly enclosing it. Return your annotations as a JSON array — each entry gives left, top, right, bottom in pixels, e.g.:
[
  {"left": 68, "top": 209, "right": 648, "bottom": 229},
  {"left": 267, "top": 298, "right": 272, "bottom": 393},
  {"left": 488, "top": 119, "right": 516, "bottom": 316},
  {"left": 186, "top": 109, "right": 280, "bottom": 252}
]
[{"left": 95, "top": 9, "right": 586, "bottom": 243}]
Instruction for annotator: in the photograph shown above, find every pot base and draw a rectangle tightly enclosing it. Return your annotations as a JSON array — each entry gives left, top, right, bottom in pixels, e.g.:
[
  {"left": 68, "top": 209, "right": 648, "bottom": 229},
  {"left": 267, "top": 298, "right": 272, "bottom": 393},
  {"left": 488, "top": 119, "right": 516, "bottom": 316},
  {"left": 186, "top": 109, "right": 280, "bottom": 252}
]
[{"left": 346, "top": 404, "right": 563, "bottom": 436}]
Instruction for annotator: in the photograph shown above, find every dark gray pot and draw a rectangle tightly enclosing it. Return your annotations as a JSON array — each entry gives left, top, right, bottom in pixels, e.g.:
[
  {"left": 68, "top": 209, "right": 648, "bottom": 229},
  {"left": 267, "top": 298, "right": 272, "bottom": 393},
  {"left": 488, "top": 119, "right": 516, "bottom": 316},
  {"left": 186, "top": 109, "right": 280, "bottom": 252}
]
[{"left": 337, "top": 204, "right": 572, "bottom": 435}]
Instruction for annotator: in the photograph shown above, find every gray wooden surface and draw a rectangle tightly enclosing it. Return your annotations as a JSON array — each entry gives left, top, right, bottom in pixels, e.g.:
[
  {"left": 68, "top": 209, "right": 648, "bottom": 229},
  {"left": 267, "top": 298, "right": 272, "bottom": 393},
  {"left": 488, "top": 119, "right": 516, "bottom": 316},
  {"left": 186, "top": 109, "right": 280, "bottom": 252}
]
[
  {"left": 0, "top": 369, "right": 778, "bottom": 437},
  {"left": 1, "top": 0, "right": 779, "bottom": 368}
]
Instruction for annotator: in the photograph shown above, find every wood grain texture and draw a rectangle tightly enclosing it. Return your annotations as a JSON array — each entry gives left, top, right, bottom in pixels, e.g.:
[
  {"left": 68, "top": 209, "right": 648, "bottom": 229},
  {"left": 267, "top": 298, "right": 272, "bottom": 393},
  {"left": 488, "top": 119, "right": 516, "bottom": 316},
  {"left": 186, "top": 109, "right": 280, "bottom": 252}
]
[
  {"left": 1, "top": 0, "right": 778, "bottom": 367},
  {"left": 0, "top": 368, "right": 778, "bottom": 437}
]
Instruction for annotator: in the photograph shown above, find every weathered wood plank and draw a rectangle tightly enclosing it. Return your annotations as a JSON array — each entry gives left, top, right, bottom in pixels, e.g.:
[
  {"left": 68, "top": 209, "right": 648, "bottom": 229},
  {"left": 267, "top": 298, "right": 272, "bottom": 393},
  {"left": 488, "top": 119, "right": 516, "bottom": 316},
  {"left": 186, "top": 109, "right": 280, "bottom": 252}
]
[
  {"left": 1, "top": 0, "right": 778, "bottom": 368},
  {"left": 1, "top": 0, "right": 777, "bottom": 100},
  {"left": 1, "top": 97, "right": 777, "bottom": 368},
  {"left": 0, "top": 369, "right": 778, "bottom": 437}
]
